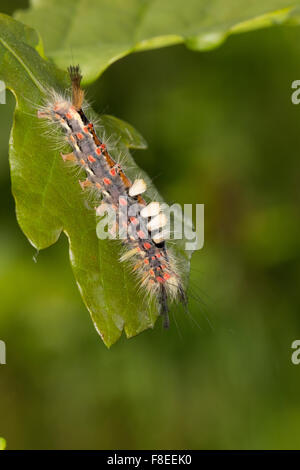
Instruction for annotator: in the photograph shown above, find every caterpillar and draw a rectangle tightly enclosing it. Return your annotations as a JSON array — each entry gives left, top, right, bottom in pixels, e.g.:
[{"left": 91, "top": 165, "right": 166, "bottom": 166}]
[{"left": 37, "top": 66, "right": 187, "bottom": 328}]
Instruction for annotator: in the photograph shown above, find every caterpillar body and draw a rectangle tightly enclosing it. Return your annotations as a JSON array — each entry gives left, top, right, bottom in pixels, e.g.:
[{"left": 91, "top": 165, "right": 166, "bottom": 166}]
[{"left": 38, "top": 66, "right": 187, "bottom": 327}]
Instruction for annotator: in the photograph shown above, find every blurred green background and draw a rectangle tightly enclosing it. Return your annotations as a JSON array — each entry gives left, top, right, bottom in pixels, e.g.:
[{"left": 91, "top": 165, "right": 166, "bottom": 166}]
[{"left": 1, "top": 1, "right": 300, "bottom": 450}]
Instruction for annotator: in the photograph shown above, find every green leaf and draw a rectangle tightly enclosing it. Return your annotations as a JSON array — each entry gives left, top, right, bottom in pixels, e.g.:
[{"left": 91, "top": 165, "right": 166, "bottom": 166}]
[
  {"left": 0, "top": 437, "right": 6, "bottom": 450},
  {"left": 15, "top": 0, "right": 299, "bottom": 83},
  {"left": 0, "top": 14, "right": 191, "bottom": 347}
]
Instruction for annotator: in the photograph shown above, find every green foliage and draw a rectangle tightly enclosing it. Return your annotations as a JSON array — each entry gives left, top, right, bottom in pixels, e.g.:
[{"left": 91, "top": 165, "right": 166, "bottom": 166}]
[
  {"left": 0, "top": 437, "right": 6, "bottom": 450},
  {"left": 15, "top": 0, "right": 299, "bottom": 83},
  {"left": 0, "top": 14, "right": 192, "bottom": 347}
]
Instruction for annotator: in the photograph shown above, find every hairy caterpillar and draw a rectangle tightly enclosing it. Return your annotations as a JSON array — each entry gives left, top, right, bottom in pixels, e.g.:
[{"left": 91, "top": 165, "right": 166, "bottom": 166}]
[{"left": 37, "top": 66, "right": 187, "bottom": 328}]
